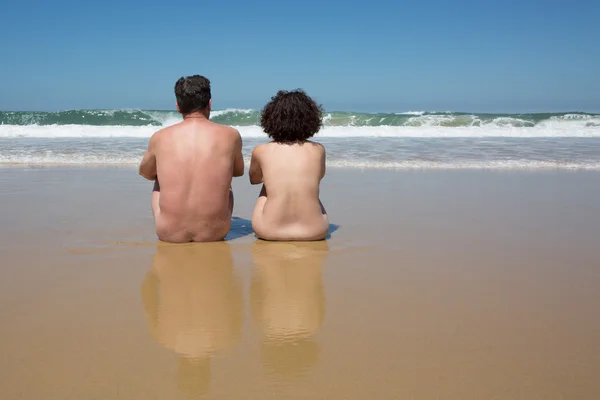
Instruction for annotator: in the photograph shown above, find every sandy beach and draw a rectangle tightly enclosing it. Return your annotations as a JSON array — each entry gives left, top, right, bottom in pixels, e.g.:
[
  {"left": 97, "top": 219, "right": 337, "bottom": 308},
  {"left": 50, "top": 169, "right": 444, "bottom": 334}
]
[{"left": 1, "top": 166, "right": 600, "bottom": 399}]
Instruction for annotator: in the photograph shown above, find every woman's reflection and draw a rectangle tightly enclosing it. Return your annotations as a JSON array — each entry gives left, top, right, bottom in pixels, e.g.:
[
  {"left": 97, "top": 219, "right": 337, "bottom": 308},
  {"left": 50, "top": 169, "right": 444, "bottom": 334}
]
[
  {"left": 250, "top": 240, "right": 329, "bottom": 380},
  {"left": 141, "top": 242, "right": 242, "bottom": 398}
]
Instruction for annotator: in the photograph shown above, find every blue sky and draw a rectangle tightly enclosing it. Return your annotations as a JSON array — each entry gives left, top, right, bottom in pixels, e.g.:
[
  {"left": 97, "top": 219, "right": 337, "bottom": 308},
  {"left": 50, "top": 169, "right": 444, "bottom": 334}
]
[{"left": 1, "top": 0, "right": 598, "bottom": 113}]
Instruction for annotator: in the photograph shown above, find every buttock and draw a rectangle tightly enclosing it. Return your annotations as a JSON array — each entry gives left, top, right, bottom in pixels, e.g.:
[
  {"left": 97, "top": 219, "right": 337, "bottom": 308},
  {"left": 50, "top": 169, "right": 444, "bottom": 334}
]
[
  {"left": 252, "top": 207, "right": 329, "bottom": 242},
  {"left": 151, "top": 183, "right": 233, "bottom": 243},
  {"left": 154, "top": 216, "right": 231, "bottom": 243}
]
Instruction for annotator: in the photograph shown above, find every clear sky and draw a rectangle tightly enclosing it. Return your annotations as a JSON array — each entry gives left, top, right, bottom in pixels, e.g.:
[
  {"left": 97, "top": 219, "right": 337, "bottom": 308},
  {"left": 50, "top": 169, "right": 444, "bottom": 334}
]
[{"left": 1, "top": 0, "right": 598, "bottom": 113}]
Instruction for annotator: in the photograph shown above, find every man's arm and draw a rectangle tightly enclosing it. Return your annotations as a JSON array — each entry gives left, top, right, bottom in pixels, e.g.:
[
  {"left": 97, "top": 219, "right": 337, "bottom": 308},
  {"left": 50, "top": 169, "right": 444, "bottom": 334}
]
[
  {"left": 232, "top": 130, "right": 244, "bottom": 177},
  {"left": 249, "top": 147, "right": 263, "bottom": 185},
  {"left": 139, "top": 132, "right": 159, "bottom": 180}
]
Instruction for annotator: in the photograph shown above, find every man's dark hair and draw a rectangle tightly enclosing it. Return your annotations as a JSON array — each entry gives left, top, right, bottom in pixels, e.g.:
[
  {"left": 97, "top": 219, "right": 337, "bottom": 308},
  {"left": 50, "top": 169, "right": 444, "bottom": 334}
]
[
  {"left": 260, "top": 89, "right": 323, "bottom": 144},
  {"left": 174, "top": 75, "right": 211, "bottom": 115}
]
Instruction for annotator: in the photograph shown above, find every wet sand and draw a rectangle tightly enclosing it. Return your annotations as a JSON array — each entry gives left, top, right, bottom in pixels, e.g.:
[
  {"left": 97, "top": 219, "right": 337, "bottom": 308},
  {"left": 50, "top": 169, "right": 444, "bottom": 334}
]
[{"left": 1, "top": 166, "right": 600, "bottom": 399}]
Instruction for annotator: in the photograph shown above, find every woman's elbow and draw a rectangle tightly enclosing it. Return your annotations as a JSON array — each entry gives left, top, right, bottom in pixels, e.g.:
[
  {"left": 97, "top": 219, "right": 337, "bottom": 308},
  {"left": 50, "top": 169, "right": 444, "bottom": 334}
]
[{"left": 139, "top": 167, "right": 156, "bottom": 181}]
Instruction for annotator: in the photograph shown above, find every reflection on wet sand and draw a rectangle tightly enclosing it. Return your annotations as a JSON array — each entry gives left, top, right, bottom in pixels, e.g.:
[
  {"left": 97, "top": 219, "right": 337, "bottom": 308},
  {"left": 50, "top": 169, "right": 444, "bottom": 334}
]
[
  {"left": 250, "top": 240, "right": 330, "bottom": 380},
  {"left": 141, "top": 242, "right": 242, "bottom": 398}
]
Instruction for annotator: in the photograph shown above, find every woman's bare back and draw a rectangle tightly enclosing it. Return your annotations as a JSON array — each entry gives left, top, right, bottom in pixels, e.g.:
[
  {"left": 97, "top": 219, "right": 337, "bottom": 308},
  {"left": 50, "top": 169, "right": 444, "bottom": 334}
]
[{"left": 250, "top": 141, "right": 329, "bottom": 241}]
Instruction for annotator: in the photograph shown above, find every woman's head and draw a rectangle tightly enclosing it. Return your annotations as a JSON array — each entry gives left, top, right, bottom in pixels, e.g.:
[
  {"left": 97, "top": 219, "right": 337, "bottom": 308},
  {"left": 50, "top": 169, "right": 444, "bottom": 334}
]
[{"left": 260, "top": 89, "right": 324, "bottom": 144}]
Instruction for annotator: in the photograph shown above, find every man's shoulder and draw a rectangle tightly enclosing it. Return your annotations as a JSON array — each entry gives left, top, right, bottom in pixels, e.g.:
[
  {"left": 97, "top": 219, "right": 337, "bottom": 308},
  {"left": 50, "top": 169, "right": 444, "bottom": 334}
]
[
  {"left": 154, "top": 122, "right": 182, "bottom": 136},
  {"left": 204, "top": 118, "right": 230, "bottom": 130},
  {"left": 148, "top": 126, "right": 167, "bottom": 143},
  {"left": 210, "top": 121, "right": 240, "bottom": 136},
  {"left": 149, "top": 124, "right": 177, "bottom": 144}
]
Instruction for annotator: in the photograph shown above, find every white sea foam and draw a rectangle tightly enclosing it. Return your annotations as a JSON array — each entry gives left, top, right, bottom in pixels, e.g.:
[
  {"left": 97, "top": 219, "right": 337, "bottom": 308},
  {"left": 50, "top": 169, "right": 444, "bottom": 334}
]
[
  {"left": 2, "top": 122, "right": 599, "bottom": 138},
  {"left": 210, "top": 108, "right": 255, "bottom": 117},
  {"left": 396, "top": 111, "right": 426, "bottom": 116},
  {"left": 3, "top": 109, "right": 599, "bottom": 169},
  {"left": 0, "top": 125, "right": 159, "bottom": 138},
  {"left": 325, "top": 159, "right": 600, "bottom": 170},
  {"left": 539, "top": 114, "right": 600, "bottom": 128},
  {"left": 1, "top": 155, "right": 598, "bottom": 170}
]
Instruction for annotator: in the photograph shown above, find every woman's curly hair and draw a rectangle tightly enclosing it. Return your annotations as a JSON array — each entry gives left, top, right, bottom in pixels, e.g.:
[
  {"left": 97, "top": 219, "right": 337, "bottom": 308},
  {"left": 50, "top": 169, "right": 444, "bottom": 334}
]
[{"left": 260, "top": 89, "right": 324, "bottom": 144}]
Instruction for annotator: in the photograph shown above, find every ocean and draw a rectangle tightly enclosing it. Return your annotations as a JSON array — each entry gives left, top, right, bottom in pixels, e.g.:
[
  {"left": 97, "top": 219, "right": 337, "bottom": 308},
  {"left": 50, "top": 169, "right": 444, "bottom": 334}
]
[{"left": 1, "top": 109, "right": 600, "bottom": 169}]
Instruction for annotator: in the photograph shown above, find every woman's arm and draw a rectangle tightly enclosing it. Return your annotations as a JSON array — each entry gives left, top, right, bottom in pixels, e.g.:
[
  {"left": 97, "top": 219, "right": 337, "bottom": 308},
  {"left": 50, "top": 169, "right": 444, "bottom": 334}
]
[{"left": 249, "top": 147, "right": 263, "bottom": 185}]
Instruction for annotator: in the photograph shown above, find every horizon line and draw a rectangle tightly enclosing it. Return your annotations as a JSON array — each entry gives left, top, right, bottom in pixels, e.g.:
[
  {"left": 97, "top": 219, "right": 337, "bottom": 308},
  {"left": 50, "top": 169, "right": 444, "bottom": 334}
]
[{"left": 1, "top": 108, "right": 599, "bottom": 115}]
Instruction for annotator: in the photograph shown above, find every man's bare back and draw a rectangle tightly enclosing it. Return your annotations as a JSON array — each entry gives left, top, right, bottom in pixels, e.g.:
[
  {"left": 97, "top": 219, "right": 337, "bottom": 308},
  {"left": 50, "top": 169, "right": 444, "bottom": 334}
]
[
  {"left": 249, "top": 141, "right": 329, "bottom": 241},
  {"left": 139, "top": 116, "right": 244, "bottom": 242},
  {"left": 139, "top": 75, "right": 243, "bottom": 242}
]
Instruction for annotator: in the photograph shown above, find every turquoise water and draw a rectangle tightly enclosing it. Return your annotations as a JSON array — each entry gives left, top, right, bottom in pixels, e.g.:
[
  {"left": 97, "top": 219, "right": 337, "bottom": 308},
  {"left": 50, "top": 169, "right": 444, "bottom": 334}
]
[{"left": 1, "top": 109, "right": 599, "bottom": 128}]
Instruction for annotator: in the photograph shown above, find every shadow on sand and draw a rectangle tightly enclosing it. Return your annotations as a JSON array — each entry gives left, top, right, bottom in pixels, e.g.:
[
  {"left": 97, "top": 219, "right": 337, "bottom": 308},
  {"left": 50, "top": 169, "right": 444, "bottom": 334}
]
[
  {"left": 224, "top": 217, "right": 255, "bottom": 241},
  {"left": 225, "top": 217, "right": 340, "bottom": 241},
  {"left": 325, "top": 224, "right": 340, "bottom": 240}
]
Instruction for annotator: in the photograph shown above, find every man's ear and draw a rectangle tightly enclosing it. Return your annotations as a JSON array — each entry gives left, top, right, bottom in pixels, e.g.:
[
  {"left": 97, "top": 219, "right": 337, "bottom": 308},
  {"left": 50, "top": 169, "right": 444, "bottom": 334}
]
[
  {"left": 176, "top": 102, "right": 181, "bottom": 113},
  {"left": 207, "top": 99, "right": 212, "bottom": 112}
]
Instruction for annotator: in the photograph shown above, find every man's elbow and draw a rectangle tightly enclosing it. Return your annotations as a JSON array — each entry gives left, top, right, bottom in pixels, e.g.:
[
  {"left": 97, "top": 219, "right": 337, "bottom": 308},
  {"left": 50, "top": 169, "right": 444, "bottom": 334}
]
[
  {"left": 233, "top": 167, "right": 244, "bottom": 177},
  {"left": 233, "top": 160, "right": 245, "bottom": 177}
]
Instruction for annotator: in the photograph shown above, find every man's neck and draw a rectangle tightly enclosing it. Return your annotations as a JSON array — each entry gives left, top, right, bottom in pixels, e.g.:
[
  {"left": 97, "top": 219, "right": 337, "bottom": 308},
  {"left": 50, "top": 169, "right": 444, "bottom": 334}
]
[{"left": 183, "top": 110, "right": 209, "bottom": 120}]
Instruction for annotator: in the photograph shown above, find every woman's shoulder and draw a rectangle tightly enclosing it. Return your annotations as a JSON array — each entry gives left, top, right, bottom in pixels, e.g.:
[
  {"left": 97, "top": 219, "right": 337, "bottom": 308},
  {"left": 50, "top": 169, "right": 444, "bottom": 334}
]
[{"left": 256, "top": 140, "right": 325, "bottom": 154}]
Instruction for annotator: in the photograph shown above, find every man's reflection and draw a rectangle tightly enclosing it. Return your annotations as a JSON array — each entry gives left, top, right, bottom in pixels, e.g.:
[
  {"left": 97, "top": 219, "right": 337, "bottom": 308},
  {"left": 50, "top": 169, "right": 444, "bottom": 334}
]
[
  {"left": 250, "top": 240, "right": 329, "bottom": 380},
  {"left": 141, "top": 242, "right": 242, "bottom": 398}
]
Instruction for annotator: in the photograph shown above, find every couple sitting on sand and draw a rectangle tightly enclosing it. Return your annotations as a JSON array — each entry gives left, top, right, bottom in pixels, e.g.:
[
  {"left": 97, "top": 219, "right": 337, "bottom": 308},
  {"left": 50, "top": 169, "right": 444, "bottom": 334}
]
[{"left": 138, "top": 75, "right": 329, "bottom": 243}]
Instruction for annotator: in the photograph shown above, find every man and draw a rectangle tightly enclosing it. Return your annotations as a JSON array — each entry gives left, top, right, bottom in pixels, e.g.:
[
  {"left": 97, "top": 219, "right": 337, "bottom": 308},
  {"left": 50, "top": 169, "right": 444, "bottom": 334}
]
[{"left": 139, "top": 75, "right": 244, "bottom": 242}]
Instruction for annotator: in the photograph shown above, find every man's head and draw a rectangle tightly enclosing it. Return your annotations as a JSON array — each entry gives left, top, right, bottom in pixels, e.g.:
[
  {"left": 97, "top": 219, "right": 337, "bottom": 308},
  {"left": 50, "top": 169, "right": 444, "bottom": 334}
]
[
  {"left": 260, "top": 89, "right": 323, "bottom": 144},
  {"left": 174, "top": 75, "right": 212, "bottom": 116}
]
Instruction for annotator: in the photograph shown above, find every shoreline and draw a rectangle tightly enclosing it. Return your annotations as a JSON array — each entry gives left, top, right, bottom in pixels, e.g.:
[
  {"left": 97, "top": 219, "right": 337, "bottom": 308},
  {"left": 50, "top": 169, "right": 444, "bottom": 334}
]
[
  {"left": 2, "top": 162, "right": 600, "bottom": 170},
  {"left": 3, "top": 136, "right": 600, "bottom": 168}
]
